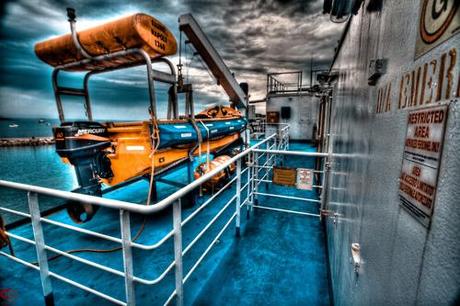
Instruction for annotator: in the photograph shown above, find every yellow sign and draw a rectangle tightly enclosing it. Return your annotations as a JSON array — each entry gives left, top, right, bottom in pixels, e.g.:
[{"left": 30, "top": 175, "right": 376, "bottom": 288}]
[
  {"left": 273, "top": 167, "right": 296, "bottom": 186},
  {"left": 415, "top": 0, "right": 460, "bottom": 58}
]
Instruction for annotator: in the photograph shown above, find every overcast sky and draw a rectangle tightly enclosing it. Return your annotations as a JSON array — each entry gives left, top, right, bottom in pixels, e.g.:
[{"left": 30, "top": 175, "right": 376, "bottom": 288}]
[{"left": 0, "top": 0, "right": 344, "bottom": 120}]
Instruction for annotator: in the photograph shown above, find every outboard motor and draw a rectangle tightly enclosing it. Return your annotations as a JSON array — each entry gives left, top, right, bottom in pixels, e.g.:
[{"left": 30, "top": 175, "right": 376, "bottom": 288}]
[{"left": 53, "top": 121, "right": 113, "bottom": 223}]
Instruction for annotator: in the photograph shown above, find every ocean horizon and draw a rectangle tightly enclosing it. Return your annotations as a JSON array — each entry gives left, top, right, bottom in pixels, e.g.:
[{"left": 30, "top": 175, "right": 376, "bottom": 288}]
[
  {"left": 0, "top": 117, "right": 155, "bottom": 138},
  {"left": 0, "top": 118, "right": 60, "bottom": 138}
]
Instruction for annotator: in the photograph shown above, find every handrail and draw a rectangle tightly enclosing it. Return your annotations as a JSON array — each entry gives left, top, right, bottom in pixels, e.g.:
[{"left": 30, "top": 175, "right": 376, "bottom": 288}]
[
  {"left": 0, "top": 133, "right": 277, "bottom": 215},
  {"left": 0, "top": 180, "right": 143, "bottom": 211},
  {"left": 252, "top": 149, "right": 329, "bottom": 157}
]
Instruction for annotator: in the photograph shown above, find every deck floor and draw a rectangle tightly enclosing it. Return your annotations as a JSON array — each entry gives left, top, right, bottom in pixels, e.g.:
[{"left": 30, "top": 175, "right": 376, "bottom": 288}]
[
  {"left": 0, "top": 142, "right": 330, "bottom": 305},
  {"left": 193, "top": 208, "right": 329, "bottom": 306}
]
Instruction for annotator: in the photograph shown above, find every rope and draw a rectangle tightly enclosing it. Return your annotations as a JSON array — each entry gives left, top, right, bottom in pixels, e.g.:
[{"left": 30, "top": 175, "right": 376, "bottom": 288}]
[
  {"left": 146, "top": 116, "right": 161, "bottom": 206},
  {"left": 0, "top": 215, "right": 15, "bottom": 256},
  {"left": 198, "top": 120, "right": 211, "bottom": 169}
]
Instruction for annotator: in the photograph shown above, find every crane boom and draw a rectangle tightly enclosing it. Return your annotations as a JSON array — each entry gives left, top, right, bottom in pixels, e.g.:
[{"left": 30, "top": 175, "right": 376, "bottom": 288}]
[{"left": 179, "top": 13, "right": 247, "bottom": 109}]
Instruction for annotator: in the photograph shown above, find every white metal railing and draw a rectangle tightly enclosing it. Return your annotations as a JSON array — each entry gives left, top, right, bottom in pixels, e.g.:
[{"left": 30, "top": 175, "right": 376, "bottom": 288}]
[
  {"left": 250, "top": 122, "right": 289, "bottom": 143},
  {"left": 0, "top": 124, "right": 331, "bottom": 306}
]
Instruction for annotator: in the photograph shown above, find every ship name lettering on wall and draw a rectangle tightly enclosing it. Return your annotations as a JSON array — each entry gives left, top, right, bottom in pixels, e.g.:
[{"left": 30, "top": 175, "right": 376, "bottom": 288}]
[{"left": 375, "top": 48, "right": 458, "bottom": 114}]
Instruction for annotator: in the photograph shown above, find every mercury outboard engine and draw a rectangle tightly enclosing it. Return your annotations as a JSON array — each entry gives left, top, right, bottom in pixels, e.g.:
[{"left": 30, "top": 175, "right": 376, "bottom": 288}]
[{"left": 53, "top": 121, "right": 113, "bottom": 223}]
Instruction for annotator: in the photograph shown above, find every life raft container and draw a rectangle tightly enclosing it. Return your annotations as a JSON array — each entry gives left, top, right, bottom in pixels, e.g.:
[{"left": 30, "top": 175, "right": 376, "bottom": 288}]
[
  {"left": 196, "top": 105, "right": 242, "bottom": 119},
  {"left": 34, "top": 13, "right": 177, "bottom": 71},
  {"left": 194, "top": 155, "right": 236, "bottom": 190}
]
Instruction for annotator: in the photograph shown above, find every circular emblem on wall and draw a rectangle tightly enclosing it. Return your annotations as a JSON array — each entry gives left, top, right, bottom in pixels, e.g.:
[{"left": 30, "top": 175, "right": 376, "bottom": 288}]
[
  {"left": 419, "top": 0, "right": 459, "bottom": 44},
  {"left": 415, "top": 0, "right": 460, "bottom": 58},
  {"left": 420, "top": 0, "right": 460, "bottom": 44}
]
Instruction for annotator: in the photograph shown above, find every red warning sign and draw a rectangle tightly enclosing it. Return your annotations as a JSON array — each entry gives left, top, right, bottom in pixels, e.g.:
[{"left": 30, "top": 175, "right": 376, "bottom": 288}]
[{"left": 399, "top": 105, "right": 448, "bottom": 226}]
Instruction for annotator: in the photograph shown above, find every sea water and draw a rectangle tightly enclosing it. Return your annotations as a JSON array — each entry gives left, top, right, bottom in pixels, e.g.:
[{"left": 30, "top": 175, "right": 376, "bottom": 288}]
[
  {"left": 0, "top": 118, "right": 60, "bottom": 138},
  {"left": 0, "top": 119, "right": 76, "bottom": 224}
]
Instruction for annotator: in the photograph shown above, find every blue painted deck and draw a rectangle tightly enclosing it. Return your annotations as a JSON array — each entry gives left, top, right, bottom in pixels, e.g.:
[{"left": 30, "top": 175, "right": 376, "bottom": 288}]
[{"left": 0, "top": 142, "right": 330, "bottom": 305}]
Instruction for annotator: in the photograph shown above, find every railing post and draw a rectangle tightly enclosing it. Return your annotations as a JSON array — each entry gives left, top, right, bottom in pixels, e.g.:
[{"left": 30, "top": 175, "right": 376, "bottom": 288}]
[
  {"left": 173, "top": 199, "right": 184, "bottom": 306},
  {"left": 286, "top": 128, "right": 289, "bottom": 150},
  {"left": 264, "top": 149, "right": 270, "bottom": 191},
  {"left": 28, "top": 192, "right": 54, "bottom": 306},
  {"left": 253, "top": 150, "right": 259, "bottom": 206},
  {"left": 235, "top": 158, "right": 241, "bottom": 236},
  {"left": 273, "top": 135, "right": 278, "bottom": 164},
  {"left": 281, "top": 130, "right": 284, "bottom": 150},
  {"left": 120, "top": 209, "right": 136, "bottom": 306},
  {"left": 246, "top": 151, "right": 252, "bottom": 219},
  {"left": 250, "top": 151, "right": 256, "bottom": 209},
  {"left": 275, "top": 129, "right": 278, "bottom": 149},
  {"left": 320, "top": 158, "right": 332, "bottom": 221}
]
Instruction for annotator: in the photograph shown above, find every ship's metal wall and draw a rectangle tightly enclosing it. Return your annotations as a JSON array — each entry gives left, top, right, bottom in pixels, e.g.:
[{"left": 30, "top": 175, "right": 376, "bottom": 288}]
[
  {"left": 266, "top": 94, "right": 319, "bottom": 140},
  {"left": 326, "top": 1, "right": 460, "bottom": 305}
]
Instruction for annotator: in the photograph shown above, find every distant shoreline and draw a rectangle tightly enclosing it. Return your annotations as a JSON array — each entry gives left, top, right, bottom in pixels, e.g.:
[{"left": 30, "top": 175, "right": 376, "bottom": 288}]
[{"left": 0, "top": 137, "right": 55, "bottom": 147}]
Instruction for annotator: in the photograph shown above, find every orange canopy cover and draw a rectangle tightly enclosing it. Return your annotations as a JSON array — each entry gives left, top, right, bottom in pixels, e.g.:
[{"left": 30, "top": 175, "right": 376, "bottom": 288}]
[{"left": 35, "top": 13, "right": 177, "bottom": 71}]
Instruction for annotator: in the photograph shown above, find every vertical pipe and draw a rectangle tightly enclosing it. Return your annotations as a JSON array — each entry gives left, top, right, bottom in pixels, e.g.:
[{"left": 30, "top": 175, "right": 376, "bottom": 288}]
[
  {"left": 245, "top": 129, "right": 250, "bottom": 149},
  {"left": 173, "top": 199, "right": 184, "bottom": 306},
  {"left": 286, "top": 127, "right": 290, "bottom": 150},
  {"left": 67, "top": 11, "right": 92, "bottom": 121},
  {"left": 189, "top": 90, "right": 195, "bottom": 118},
  {"left": 321, "top": 93, "right": 334, "bottom": 219},
  {"left": 167, "top": 87, "right": 173, "bottom": 120},
  {"left": 274, "top": 133, "right": 278, "bottom": 150},
  {"left": 267, "top": 74, "right": 269, "bottom": 93},
  {"left": 299, "top": 71, "right": 302, "bottom": 91},
  {"left": 120, "top": 210, "right": 135, "bottom": 306},
  {"left": 187, "top": 160, "right": 196, "bottom": 206},
  {"left": 184, "top": 90, "right": 190, "bottom": 118},
  {"left": 28, "top": 192, "right": 54, "bottom": 306},
  {"left": 83, "top": 72, "right": 93, "bottom": 121},
  {"left": 235, "top": 158, "right": 241, "bottom": 236},
  {"left": 173, "top": 84, "right": 179, "bottom": 119},
  {"left": 164, "top": 58, "right": 178, "bottom": 118},
  {"left": 319, "top": 160, "right": 328, "bottom": 220},
  {"left": 326, "top": 93, "right": 333, "bottom": 153},
  {"left": 68, "top": 16, "right": 93, "bottom": 60},
  {"left": 138, "top": 49, "right": 157, "bottom": 119},
  {"left": 52, "top": 69, "right": 65, "bottom": 122}
]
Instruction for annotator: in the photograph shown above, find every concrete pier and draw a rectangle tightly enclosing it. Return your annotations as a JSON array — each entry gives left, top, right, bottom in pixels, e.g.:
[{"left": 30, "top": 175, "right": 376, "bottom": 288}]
[{"left": 0, "top": 137, "right": 54, "bottom": 147}]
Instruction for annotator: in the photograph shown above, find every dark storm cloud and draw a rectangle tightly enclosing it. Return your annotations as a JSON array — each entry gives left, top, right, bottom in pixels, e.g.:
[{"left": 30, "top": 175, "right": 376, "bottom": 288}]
[{"left": 0, "top": 0, "right": 344, "bottom": 119}]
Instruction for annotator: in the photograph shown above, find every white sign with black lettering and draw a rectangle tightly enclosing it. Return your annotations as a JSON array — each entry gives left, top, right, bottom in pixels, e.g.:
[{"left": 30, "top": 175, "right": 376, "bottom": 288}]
[
  {"left": 296, "top": 168, "right": 313, "bottom": 190},
  {"left": 399, "top": 104, "right": 448, "bottom": 226}
]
